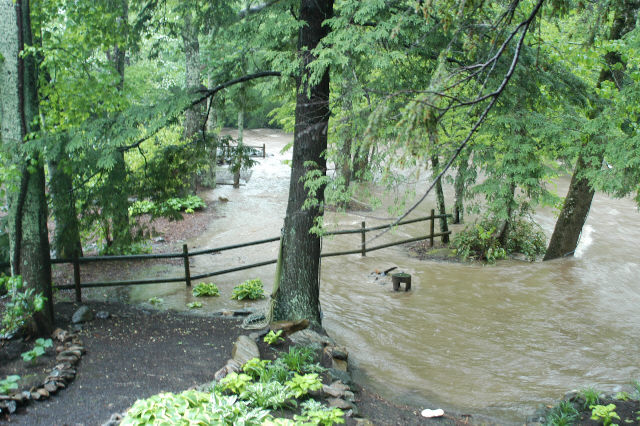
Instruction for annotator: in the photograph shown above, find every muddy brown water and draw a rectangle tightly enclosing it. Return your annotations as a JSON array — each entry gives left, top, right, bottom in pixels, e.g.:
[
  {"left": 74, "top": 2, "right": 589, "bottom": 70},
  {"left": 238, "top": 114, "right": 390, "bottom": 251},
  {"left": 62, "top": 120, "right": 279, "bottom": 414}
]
[{"left": 118, "top": 129, "right": 639, "bottom": 423}]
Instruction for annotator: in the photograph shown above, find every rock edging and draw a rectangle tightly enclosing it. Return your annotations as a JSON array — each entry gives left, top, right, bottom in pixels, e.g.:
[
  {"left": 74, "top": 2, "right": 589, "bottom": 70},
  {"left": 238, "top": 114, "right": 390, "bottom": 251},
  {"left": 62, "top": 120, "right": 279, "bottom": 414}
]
[{"left": 0, "top": 328, "right": 85, "bottom": 416}]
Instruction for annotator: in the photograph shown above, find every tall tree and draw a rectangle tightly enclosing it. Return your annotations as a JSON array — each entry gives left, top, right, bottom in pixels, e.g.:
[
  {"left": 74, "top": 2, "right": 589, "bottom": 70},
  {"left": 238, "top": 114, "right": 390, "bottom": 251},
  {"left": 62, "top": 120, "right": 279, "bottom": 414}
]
[
  {"left": 544, "top": 0, "right": 639, "bottom": 260},
  {"left": 0, "top": 0, "right": 53, "bottom": 334},
  {"left": 271, "top": 0, "right": 333, "bottom": 328}
]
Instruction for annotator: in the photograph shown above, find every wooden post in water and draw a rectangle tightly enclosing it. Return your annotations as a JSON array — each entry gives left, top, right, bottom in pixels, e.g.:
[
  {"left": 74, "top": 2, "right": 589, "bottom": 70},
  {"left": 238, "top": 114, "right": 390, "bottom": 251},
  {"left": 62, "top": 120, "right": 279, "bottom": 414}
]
[
  {"left": 361, "top": 221, "right": 366, "bottom": 256},
  {"left": 183, "top": 244, "right": 191, "bottom": 287},
  {"left": 262, "top": 143, "right": 266, "bottom": 158},
  {"left": 430, "top": 209, "right": 435, "bottom": 247},
  {"left": 73, "top": 256, "right": 82, "bottom": 302}
]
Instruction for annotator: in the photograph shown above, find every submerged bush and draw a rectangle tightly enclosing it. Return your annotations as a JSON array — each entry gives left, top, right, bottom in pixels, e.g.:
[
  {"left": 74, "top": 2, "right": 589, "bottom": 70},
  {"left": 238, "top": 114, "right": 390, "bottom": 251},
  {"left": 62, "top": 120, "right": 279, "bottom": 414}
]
[{"left": 452, "top": 216, "right": 546, "bottom": 263}]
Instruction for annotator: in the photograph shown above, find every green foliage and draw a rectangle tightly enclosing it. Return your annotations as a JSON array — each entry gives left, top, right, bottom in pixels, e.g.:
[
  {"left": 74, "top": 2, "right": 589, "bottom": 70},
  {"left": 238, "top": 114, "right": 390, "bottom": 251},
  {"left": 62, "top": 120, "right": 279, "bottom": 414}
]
[
  {"left": 295, "top": 399, "right": 345, "bottom": 426},
  {"left": 192, "top": 282, "right": 220, "bottom": 297},
  {"left": 544, "top": 400, "right": 580, "bottom": 426},
  {"left": 120, "top": 390, "right": 271, "bottom": 425},
  {"left": 615, "top": 392, "right": 633, "bottom": 401},
  {"left": 285, "top": 373, "right": 322, "bottom": 398},
  {"left": 242, "top": 358, "right": 271, "bottom": 380},
  {"left": 263, "top": 330, "right": 284, "bottom": 345},
  {"left": 0, "top": 375, "right": 20, "bottom": 395},
  {"left": 187, "top": 301, "right": 203, "bottom": 309},
  {"left": 579, "top": 387, "right": 601, "bottom": 410},
  {"left": 1, "top": 275, "right": 46, "bottom": 336},
  {"left": 451, "top": 221, "right": 507, "bottom": 264},
  {"left": 21, "top": 338, "right": 53, "bottom": 364},
  {"left": 590, "top": 404, "right": 620, "bottom": 426},
  {"left": 280, "top": 346, "right": 316, "bottom": 374},
  {"left": 129, "top": 195, "right": 206, "bottom": 219},
  {"left": 220, "top": 372, "right": 253, "bottom": 394},
  {"left": 148, "top": 296, "right": 164, "bottom": 306},
  {"left": 452, "top": 216, "right": 546, "bottom": 263},
  {"left": 260, "top": 358, "right": 293, "bottom": 384},
  {"left": 239, "top": 381, "right": 296, "bottom": 410},
  {"left": 231, "top": 279, "right": 265, "bottom": 300}
]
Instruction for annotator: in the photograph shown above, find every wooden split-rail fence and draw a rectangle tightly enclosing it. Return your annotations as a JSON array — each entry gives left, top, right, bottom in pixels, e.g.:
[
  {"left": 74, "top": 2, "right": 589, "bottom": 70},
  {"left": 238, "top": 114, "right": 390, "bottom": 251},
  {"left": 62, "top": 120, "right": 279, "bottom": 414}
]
[{"left": 5, "top": 211, "right": 451, "bottom": 302}]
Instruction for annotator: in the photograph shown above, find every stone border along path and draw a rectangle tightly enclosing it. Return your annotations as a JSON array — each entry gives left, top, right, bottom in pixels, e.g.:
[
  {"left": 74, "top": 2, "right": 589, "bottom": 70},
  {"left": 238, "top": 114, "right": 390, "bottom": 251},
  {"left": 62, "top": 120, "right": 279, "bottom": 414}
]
[{"left": 0, "top": 328, "right": 86, "bottom": 416}]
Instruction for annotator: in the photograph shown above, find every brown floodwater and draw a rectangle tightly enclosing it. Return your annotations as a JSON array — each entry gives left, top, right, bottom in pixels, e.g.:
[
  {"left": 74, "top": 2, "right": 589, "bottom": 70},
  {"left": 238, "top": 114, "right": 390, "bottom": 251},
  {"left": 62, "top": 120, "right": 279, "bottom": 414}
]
[{"left": 125, "top": 129, "right": 640, "bottom": 423}]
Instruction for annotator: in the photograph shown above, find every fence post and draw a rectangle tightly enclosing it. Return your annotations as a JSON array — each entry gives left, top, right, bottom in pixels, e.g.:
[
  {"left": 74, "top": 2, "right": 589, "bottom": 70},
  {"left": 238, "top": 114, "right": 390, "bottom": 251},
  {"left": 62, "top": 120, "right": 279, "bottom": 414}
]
[
  {"left": 73, "top": 256, "right": 81, "bottom": 303},
  {"left": 262, "top": 143, "right": 266, "bottom": 158},
  {"left": 183, "top": 244, "right": 191, "bottom": 287},
  {"left": 430, "top": 209, "right": 435, "bottom": 247},
  {"left": 361, "top": 221, "right": 366, "bottom": 256}
]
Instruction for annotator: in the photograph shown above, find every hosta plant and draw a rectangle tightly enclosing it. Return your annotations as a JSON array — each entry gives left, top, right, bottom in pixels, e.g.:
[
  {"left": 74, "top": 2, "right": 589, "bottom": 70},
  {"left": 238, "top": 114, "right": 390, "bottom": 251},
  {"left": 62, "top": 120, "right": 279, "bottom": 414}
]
[
  {"left": 193, "top": 282, "right": 220, "bottom": 297},
  {"left": 231, "top": 279, "right": 264, "bottom": 300}
]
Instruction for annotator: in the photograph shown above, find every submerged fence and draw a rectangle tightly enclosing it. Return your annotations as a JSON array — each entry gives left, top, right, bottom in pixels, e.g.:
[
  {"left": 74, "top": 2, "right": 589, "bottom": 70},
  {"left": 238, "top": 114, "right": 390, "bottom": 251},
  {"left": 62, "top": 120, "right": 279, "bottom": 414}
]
[{"left": 9, "top": 211, "right": 451, "bottom": 302}]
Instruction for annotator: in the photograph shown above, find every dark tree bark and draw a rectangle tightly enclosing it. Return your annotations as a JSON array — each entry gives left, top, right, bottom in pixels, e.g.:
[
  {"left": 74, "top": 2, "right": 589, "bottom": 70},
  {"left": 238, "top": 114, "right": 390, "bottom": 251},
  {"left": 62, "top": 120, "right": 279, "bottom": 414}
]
[
  {"left": 182, "top": 9, "right": 203, "bottom": 141},
  {"left": 1, "top": 0, "right": 53, "bottom": 334},
  {"left": 497, "top": 182, "right": 517, "bottom": 247},
  {"left": 430, "top": 154, "right": 450, "bottom": 244},
  {"left": 271, "top": 0, "right": 333, "bottom": 328},
  {"left": 453, "top": 153, "right": 469, "bottom": 224},
  {"left": 544, "top": 0, "right": 638, "bottom": 260}
]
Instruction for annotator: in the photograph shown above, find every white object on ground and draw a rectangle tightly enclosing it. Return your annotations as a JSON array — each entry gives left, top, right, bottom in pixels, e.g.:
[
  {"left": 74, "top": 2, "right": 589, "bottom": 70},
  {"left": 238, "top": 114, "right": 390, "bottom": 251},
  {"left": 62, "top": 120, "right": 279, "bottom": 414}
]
[{"left": 421, "top": 408, "right": 445, "bottom": 418}]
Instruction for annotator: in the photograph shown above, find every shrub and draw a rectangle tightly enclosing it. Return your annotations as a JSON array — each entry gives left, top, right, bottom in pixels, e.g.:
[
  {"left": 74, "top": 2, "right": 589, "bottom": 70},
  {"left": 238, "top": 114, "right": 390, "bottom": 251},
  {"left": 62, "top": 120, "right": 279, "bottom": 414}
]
[
  {"left": 1, "top": 275, "right": 46, "bottom": 336},
  {"left": 231, "top": 279, "right": 265, "bottom": 300},
  {"left": 0, "top": 375, "right": 20, "bottom": 395},
  {"left": 21, "top": 338, "right": 53, "bottom": 364},
  {"left": 192, "top": 282, "right": 220, "bottom": 297}
]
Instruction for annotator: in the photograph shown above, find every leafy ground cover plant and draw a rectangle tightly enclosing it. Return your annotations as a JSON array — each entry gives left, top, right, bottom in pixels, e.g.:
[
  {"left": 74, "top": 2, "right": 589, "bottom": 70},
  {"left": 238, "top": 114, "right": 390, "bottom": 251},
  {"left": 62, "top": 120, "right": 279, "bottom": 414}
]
[
  {"left": 242, "top": 358, "right": 271, "bottom": 380},
  {"left": 220, "top": 372, "right": 253, "bottom": 394},
  {"left": 295, "top": 399, "right": 345, "bottom": 425},
  {"left": 263, "top": 330, "right": 284, "bottom": 345},
  {"left": 192, "top": 282, "right": 220, "bottom": 297},
  {"left": 187, "top": 301, "right": 203, "bottom": 309},
  {"left": 280, "top": 345, "right": 316, "bottom": 374},
  {"left": 239, "top": 381, "right": 296, "bottom": 409},
  {"left": 590, "top": 403, "right": 620, "bottom": 426},
  {"left": 231, "top": 279, "right": 265, "bottom": 300},
  {"left": 21, "top": 338, "right": 53, "bottom": 364},
  {"left": 1, "top": 275, "right": 46, "bottom": 336},
  {"left": 285, "top": 373, "right": 322, "bottom": 398},
  {"left": 543, "top": 400, "right": 580, "bottom": 426},
  {"left": 148, "top": 296, "right": 164, "bottom": 306},
  {"left": 0, "top": 375, "right": 20, "bottom": 395},
  {"left": 129, "top": 195, "right": 206, "bottom": 219}
]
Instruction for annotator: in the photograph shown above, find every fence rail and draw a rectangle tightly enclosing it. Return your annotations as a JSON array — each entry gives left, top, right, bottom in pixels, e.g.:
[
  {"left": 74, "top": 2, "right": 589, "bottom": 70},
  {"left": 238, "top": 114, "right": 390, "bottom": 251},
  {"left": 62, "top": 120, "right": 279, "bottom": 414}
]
[{"left": 6, "top": 211, "right": 451, "bottom": 301}]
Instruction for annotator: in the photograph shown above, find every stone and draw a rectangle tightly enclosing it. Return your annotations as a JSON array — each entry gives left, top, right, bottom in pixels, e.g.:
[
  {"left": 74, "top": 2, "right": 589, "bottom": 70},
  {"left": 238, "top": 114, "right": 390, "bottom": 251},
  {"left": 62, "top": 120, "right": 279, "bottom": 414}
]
[
  {"left": 353, "top": 418, "right": 374, "bottom": 426},
  {"left": 327, "top": 397, "right": 353, "bottom": 410},
  {"left": 344, "top": 391, "right": 355, "bottom": 402},
  {"left": 214, "top": 366, "right": 230, "bottom": 381},
  {"left": 56, "top": 355, "right": 79, "bottom": 364},
  {"left": 44, "top": 381, "right": 58, "bottom": 393},
  {"left": 60, "top": 349, "right": 82, "bottom": 358},
  {"left": 270, "top": 319, "right": 309, "bottom": 336},
  {"left": 67, "top": 345, "right": 86, "bottom": 354},
  {"left": 52, "top": 328, "right": 67, "bottom": 341},
  {"left": 331, "top": 358, "right": 348, "bottom": 372},
  {"left": 322, "top": 382, "right": 349, "bottom": 398},
  {"left": 72, "top": 306, "right": 93, "bottom": 324},
  {"left": 31, "top": 391, "right": 41, "bottom": 401},
  {"left": 226, "top": 358, "right": 242, "bottom": 373},
  {"left": 327, "top": 368, "right": 352, "bottom": 385},
  {"left": 3, "top": 400, "right": 17, "bottom": 414},
  {"left": 21, "top": 391, "right": 31, "bottom": 401},
  {"left": 288, "top": 329, "right": 335, "bottom": 347},
  {"left": 330, "top": 346, "right": 348, "bottom": 360},
  {"left": 102, "top": 412, "right": 123, "bottom": 426},
  {"left": 37, "top": 388, "right": 50, "bottom": 399},
  {"left": 72, "top": 324, "right": 84, "bottom": 332},
  {"left": 96, "top": 311, "right": 110, "bottom": 320},
  {"left": 231, "top": 335, "right": 260, "bottom": 366},
  {"left": 9, "top": 393, "right": 24, "bottom": 403},
  {"left": 421, "top": 408, "right": 444, "bottom": 418}
]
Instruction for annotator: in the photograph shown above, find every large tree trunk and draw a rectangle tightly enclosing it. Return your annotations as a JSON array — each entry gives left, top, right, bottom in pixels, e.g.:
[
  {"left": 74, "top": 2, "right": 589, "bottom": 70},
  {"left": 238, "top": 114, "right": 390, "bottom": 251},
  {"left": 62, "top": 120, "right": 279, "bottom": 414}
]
[
  {"left": 271, "top": 0, "right": 333, "bottom": 328},
  {"left": 49, "top": 140, "right": 83, "bottom": 260},
  {"left": 544, "top": 0, "right": 637, "bottom": 261},
  {"left": 497, "top": 182, "right": 517, "bottom": 247},
  {"left": 1, "top": 0, "right": 53, "bottom": 334}
]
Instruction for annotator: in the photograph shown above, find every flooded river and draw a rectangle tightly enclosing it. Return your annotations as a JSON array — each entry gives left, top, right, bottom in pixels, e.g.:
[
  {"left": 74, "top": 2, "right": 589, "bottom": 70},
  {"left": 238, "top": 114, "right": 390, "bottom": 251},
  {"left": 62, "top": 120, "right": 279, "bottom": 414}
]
[{"left": 127, "top": 129, "right": 640, "bottom": 423}]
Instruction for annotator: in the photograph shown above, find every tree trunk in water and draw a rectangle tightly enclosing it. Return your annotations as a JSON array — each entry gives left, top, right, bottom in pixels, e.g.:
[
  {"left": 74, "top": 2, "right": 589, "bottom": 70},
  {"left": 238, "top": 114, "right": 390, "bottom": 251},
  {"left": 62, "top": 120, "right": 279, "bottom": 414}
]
[
  {"left": 49, "top": 141, "right": 83, "bottom": 260},
  {"left": 453, "top": 153, "right": 469, "bottom": 224},
  {"left": 234, "top": 109, "right": 244, "bottom": 188},
  {"left": 543, "top": 155, "right": 597, "bottom": 260},
  {"left": 430, "top": 155, "right": 449, "bottom": 244},
  {"left": 1, "top": 0, "right": 53, "bottom": 334},
  {"left": 182, "top": 9, "right": 202, "bottom": 141},
  {"left": 544, "top": 0, "right": 636, "bottom": 261},
  {"left": 497, "top": 182, "right": 517, "bottom": 248},
  {"left": 271, "top": 0, "right": 333, "bottom": 328}
]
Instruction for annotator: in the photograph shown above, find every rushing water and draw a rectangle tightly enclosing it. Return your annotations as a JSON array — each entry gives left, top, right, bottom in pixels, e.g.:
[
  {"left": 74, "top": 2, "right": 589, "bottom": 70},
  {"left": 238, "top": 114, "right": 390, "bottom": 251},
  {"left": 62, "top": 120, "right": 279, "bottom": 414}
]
[{"left": 125, "top": 129, "right": 640, "bottom": 423}]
